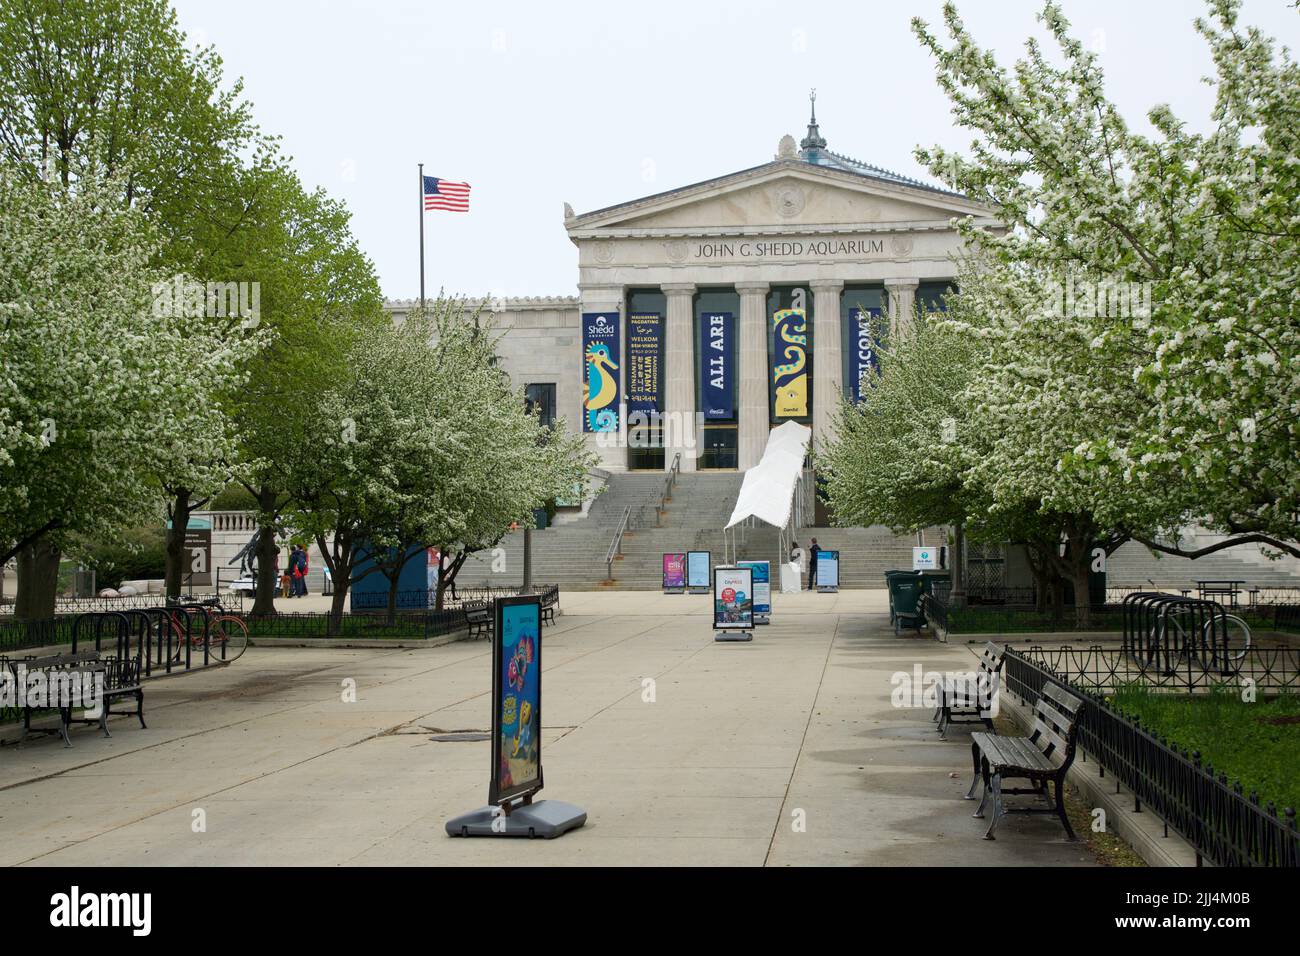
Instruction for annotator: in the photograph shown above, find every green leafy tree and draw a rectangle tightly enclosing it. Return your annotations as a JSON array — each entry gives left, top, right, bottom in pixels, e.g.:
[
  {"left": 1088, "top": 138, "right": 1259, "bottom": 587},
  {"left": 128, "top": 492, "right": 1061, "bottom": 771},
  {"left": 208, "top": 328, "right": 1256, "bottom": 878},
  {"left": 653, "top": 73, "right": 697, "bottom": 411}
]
[
  {"left": 911, "top": 0, "right": 1300, "bottom": 567},
  {"left": 283, "top": 302, "right": 594, "bottom": 633}
]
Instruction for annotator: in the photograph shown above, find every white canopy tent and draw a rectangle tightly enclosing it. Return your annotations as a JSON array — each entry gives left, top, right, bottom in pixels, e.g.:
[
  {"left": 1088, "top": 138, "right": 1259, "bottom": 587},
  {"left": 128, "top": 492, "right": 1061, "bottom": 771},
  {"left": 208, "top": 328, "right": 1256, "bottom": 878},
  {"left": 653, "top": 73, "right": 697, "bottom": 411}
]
[{"left": 723, "top": 421, "right": 812, "bottom": 564}]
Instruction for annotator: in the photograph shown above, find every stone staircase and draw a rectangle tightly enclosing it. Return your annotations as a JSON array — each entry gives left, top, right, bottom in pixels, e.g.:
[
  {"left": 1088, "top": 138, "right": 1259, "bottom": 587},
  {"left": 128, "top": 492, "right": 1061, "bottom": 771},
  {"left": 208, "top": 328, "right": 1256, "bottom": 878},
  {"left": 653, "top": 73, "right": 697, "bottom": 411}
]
[
  {"left": 1105, "top": 540, "right": 1300, "bottom": 589},
  {"left": 455, "top": 471, "right": 924, "bottom": 590}
]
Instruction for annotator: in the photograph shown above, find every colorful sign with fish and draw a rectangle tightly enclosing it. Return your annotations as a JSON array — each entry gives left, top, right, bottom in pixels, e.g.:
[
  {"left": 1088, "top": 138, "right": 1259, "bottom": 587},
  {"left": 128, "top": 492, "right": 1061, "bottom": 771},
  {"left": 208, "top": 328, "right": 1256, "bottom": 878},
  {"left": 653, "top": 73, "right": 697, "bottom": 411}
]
[
  {"left": 491, "top": 597, "right": 542, "bottom": 805},
  {"left": 772, "top": 308, "right": 808, "bottom": 419},
  {"left": 582, "top": 312, "right": 620, "bottom": 433}
]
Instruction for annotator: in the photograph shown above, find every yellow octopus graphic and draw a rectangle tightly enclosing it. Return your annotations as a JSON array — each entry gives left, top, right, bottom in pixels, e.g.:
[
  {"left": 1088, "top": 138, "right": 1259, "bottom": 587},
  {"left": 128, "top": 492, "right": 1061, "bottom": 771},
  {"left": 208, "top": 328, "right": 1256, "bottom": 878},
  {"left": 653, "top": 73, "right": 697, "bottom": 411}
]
[
  {"left": 584, "top": 343, "right": 619, "bottom": 431},
  {"left": 772, "top": 309, "right": 808, "bottom": 418}
]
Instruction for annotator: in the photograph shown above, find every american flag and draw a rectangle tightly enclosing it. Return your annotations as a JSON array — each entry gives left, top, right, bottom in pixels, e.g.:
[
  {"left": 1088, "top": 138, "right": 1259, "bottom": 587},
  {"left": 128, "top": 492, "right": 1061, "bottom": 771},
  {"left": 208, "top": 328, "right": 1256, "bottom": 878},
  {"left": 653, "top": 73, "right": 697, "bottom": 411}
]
[{"left": 423, "top": 175, "right": 471, "bottom": 212}]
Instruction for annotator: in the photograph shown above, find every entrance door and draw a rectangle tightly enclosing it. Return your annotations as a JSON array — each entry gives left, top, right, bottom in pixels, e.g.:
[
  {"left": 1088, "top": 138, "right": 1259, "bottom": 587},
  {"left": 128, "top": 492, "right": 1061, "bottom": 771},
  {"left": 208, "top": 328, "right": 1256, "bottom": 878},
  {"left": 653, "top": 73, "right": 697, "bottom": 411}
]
[{"left": 699, "top": 425, "right": 738, "bottom": 470}]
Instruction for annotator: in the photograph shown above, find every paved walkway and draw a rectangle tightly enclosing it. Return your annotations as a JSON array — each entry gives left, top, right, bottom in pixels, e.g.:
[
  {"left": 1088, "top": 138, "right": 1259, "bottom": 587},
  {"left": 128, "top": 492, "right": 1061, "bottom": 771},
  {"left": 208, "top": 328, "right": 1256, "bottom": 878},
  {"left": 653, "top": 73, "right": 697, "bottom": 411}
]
[{"left": 0, "top": 591, "right": 1096, "bottom": 866}]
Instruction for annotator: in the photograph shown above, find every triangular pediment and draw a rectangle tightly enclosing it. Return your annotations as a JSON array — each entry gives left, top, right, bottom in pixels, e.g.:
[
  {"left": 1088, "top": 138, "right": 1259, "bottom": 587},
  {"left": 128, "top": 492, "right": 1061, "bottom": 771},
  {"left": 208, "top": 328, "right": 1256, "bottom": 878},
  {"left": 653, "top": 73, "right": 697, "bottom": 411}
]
[{"left": 567, "top": 160, "right": 996, "bottom": 237}]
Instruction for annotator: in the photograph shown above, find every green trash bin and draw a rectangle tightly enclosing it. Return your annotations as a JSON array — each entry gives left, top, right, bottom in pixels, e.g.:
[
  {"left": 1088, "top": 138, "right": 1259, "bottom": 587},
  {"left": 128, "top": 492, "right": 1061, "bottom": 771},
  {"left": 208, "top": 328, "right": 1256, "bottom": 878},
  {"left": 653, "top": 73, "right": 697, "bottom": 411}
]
[
  {"left": 887, "top": 575, "right": 926, "bottom": 634},
  {"left": 884, "top": 570, "right": 918, "bottom": 625}
]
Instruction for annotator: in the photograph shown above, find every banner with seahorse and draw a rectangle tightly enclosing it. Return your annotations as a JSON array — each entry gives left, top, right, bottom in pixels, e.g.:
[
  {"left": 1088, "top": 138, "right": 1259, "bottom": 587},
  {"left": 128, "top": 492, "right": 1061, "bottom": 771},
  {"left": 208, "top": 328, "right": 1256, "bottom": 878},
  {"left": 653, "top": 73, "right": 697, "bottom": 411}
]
[
  {"left": 771, "top": 308, "right": 808, "bottom": 419},
  {"left": 581, "top": 312, "right": 620, "bottom": 433}
]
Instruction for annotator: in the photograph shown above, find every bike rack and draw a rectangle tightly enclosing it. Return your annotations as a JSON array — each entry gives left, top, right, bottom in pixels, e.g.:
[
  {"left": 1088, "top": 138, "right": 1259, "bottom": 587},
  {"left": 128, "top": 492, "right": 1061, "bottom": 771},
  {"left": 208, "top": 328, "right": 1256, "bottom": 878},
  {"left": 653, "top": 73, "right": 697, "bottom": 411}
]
[{"left": 1122, "top": 591, "right": 1236, "bottom": 677}]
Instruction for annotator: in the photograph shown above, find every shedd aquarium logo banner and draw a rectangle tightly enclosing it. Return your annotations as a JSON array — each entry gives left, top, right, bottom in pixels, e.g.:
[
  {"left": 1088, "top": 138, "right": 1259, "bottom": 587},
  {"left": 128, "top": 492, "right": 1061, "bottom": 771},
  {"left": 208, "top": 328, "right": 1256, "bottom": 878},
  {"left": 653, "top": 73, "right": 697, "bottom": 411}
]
[{"left": 582, "top": 312, "right": 620, "bottom": 433}]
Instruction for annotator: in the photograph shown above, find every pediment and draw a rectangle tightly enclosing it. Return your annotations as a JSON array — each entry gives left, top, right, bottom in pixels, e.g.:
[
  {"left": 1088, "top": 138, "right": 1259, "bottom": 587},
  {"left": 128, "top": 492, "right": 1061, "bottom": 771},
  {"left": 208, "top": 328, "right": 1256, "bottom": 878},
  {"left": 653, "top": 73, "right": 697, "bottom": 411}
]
[{"left": 567, "top": 161, "right": 996, "bottom": 237}]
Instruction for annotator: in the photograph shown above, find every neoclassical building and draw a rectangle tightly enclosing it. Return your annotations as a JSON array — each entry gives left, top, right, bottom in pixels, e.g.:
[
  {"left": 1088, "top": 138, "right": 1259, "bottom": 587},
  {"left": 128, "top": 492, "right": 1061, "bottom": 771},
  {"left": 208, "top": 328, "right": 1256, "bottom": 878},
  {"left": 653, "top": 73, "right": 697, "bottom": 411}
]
[{"left": 387, "top": 102, "right": 1000, "bottom": 475}]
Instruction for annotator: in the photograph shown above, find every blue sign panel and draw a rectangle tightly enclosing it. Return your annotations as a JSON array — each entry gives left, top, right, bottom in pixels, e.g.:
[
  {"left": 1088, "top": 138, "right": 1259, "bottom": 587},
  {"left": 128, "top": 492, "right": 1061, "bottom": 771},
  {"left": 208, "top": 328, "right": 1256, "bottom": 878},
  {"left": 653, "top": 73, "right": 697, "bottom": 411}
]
[
  {"left": 626, "top": 313, "right": 662, "bottom": 416},
  {"left": 699, "top": 311, "right": 735, "bottom": 420},
  {"left": 687, "top": 551, "right": 711, "bottom": 590},
  {"left": 848, "top": 307, "right": 883, "bottom": 403},
  {"left": 582, "top": 312, "right": 620, "bottom": 432}
]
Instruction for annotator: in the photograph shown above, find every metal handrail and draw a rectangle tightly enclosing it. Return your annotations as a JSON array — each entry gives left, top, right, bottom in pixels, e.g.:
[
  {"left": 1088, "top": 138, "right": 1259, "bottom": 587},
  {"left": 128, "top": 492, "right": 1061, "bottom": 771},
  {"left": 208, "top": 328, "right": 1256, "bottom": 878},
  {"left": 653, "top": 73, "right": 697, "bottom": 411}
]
[
  {"left": 654, "top": 452, "right": 682, "bottom": 525},
  {"left": 605, "top": 506, "right": 632, "bottom": 580}
]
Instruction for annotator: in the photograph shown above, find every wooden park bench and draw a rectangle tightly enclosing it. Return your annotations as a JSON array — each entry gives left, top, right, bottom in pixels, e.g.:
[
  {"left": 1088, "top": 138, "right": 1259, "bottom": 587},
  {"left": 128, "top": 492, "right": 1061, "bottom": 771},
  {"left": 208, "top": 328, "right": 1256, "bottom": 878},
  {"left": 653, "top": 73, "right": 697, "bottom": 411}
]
[
  {"left": 964, "top": 682, "right": 1084, "bottom": 840},
  {"left": 463, "top": 603, "right": 493, "bottom": 640},
  {"left": 933, "top": 642, "right": 1003, "bottom": 738},
  {"left": 7, "top": 649, "right": 145, "bottom": 747}
]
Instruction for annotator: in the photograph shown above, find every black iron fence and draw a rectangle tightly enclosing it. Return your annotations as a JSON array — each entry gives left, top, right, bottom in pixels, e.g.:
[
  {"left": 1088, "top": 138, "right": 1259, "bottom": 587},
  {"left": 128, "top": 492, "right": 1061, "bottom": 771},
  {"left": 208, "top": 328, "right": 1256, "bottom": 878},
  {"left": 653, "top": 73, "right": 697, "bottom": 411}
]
[
  {"left": 244, "top": 609, "right": 467, "bottom": 641},
  {"left": 348, "top": 584, "right": 558, "bottom": 612},
  {"left": 1002, "top": 648, "right": 1299, "bottom": 867}
]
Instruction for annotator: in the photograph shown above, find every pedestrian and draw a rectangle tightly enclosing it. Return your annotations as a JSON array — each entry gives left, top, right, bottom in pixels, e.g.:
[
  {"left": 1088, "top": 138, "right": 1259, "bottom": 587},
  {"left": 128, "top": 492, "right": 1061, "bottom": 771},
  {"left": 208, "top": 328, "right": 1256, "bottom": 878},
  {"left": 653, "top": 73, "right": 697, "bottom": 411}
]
[
  {"left": 298, "top": 547, "right": 310, "bottom": 596},
  {"left": 808, "top": 538, "right": 821, "bottom": 590}
]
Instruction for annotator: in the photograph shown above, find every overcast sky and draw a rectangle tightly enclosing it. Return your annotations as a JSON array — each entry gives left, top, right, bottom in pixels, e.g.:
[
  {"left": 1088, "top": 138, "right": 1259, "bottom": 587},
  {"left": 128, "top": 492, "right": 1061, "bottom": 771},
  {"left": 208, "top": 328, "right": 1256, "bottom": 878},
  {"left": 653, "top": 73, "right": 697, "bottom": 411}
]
[{"left": 170, "top": 0, "right": 1298, "bottom": 301}]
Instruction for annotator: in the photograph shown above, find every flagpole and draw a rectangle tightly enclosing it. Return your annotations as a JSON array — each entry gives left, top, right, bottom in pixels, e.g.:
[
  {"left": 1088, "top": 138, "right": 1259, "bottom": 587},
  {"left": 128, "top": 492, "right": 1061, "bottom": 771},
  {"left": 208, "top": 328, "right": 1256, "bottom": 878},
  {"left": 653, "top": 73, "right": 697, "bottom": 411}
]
[{"left": 418, "top": 162, "right": 426, "bottom": 311}]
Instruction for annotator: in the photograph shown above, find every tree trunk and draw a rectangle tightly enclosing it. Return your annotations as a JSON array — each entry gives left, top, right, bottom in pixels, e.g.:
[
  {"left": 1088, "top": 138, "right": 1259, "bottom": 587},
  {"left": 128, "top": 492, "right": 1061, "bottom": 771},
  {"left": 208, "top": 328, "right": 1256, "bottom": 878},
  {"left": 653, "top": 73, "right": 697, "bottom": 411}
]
[
  {"left": 319, "top": 530, "right": 352, "bottom": 636},
  {"left": 252, "top": 485, "right": 281, "bottom": 616},
  {"left": 15, "top": 538, "right": 60, "bottom": 621},
  {"left": 386, "top": 569, "right": 400, "bottom": 626},
  {"left": 1072, "top": 564, "right": 1094, "bottom": 629},
  {"left": 165, "top": 488, "right": 193, "bottom": 599},
  {"left": 949, "top": 522, "right": 967, "bottom": 609}
]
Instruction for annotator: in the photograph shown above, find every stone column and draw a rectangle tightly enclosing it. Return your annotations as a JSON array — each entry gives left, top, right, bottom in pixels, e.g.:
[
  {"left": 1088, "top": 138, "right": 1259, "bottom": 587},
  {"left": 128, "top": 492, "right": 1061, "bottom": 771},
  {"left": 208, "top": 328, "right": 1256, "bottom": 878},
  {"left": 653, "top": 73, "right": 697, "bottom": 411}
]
[
  {"left": 662, "top": 282, "right": 697, "bottom": 472},
  {"left": 736, "top": 281, "right": 770, "bottom": 470},
  {"left": 885, "top": 278, "right": 919, "bottom": 341},
  {"left": 810, "top": 278, "right": 844, "bottom": 453}
]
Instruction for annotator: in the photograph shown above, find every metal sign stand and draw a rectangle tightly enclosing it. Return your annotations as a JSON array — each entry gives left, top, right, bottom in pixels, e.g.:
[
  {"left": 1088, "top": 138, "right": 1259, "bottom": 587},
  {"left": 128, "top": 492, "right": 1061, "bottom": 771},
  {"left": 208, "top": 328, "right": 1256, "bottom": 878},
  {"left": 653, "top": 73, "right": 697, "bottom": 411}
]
[{"left": 446, "top": 595, "right": 586, "bottom": 839}]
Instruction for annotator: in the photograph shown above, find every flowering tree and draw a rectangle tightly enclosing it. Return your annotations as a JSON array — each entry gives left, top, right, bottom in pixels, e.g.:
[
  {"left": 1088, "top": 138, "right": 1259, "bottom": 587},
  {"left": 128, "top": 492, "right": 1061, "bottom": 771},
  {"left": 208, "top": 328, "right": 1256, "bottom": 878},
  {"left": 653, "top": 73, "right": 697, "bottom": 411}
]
[
  {"left": 284, "top": 301, "right": 593, "bottom": 632},
  {"left": 911, "top": 0, "right": 1300, "bottom": 565},
  {"left": 0, "top": 170, "right": 259, "bottom": 616}
]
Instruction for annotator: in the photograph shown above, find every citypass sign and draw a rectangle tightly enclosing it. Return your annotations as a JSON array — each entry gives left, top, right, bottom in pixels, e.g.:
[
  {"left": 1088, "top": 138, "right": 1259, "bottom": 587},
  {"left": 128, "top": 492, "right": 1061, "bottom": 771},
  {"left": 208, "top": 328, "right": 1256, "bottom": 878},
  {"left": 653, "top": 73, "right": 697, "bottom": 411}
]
[
  {"left": 713, "top": 565, "right": 754, "bottom": 641},
  {"left": 582, "top": 312, "right": 620, "bottom": 433}
]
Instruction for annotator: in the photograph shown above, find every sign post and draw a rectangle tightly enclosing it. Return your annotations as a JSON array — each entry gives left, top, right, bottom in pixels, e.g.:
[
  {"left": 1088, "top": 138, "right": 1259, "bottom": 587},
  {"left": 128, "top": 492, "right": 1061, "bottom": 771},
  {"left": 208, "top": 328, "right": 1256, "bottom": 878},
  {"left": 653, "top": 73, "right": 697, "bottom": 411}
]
[
  {"left": 446, "top": 595, "right": 586, "bottom": 838},
  {"left": 662, "top": 552, "right": 686, "bottom": 593},
  {"left": 713, "top": 566, "right": 754, "bottom": 641},
  {"left": 816, "top": 550, "right": 840, "bottom": 593},
  {"left": 737, "top": 560, "right": 770, "bottom": 624},
  {"left": 686, "top": 551, "right": 711, "bottom": 593}
]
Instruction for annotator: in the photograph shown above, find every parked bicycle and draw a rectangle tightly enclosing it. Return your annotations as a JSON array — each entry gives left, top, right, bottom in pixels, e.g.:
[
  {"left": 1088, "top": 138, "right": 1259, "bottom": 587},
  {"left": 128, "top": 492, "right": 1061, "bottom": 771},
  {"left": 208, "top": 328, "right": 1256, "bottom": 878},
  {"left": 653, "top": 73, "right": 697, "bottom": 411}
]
[{"left": 162, "top": 596, "right": 249, "bottom": 663}]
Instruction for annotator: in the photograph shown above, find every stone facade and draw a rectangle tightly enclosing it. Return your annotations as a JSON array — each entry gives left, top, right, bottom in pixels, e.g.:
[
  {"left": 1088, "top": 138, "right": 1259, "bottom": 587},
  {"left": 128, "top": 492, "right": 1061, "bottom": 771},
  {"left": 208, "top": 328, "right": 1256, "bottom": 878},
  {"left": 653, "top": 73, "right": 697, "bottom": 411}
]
[{"left": 386, "top": 118, "right": 1000, "bottom": 475}]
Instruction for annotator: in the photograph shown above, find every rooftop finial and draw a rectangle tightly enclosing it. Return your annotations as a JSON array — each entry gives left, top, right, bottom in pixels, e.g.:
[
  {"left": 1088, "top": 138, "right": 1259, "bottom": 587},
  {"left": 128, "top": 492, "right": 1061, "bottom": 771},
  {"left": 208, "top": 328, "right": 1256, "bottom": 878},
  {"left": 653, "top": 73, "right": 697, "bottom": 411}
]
[{"left": 800, "top": 88, "right": 826, "bottom": 157}]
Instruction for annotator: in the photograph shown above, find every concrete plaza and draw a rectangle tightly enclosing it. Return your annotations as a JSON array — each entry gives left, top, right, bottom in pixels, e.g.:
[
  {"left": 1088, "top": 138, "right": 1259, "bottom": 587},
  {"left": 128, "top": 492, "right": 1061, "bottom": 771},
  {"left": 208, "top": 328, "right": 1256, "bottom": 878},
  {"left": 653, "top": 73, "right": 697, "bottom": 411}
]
[{"left": 0, "top": 591, "right": 1097, "bottom": 866}]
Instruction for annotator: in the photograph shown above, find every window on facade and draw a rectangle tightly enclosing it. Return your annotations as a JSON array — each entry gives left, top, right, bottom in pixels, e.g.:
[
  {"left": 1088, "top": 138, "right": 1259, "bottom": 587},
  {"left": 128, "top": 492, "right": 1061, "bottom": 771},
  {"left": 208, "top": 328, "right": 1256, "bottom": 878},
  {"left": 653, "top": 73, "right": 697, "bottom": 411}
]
[
  {"left": 524, "top": 383, "right": 556, "bottom": 428},
  {"left": 916, "top": 281, "right": 958, "bottom": 319}
]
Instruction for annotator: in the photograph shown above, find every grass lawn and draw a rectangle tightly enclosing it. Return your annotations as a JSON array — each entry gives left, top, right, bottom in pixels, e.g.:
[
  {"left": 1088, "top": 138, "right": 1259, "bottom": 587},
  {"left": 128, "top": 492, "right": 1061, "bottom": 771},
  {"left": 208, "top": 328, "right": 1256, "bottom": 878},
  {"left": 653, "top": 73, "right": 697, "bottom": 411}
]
[{"left": 1111, "top": 685, "right": 1300, "bottom": 813}]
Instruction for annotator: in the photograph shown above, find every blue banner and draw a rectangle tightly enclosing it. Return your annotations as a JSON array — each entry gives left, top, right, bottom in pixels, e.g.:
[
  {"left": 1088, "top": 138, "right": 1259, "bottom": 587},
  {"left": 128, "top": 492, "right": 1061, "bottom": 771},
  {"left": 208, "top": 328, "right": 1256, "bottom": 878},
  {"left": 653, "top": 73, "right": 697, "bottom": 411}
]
[
  {"left": 582, "top": 312, "right": 620, "bottom": 432},
  {"left": 699, "top": 311, "right": 735, "bottom": 420},
  {"left": 848, "top": 307, "right": 883, "bottom": 403},
  {"left": 626, "top": 313, "right": 662, "bottom": 416}
]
